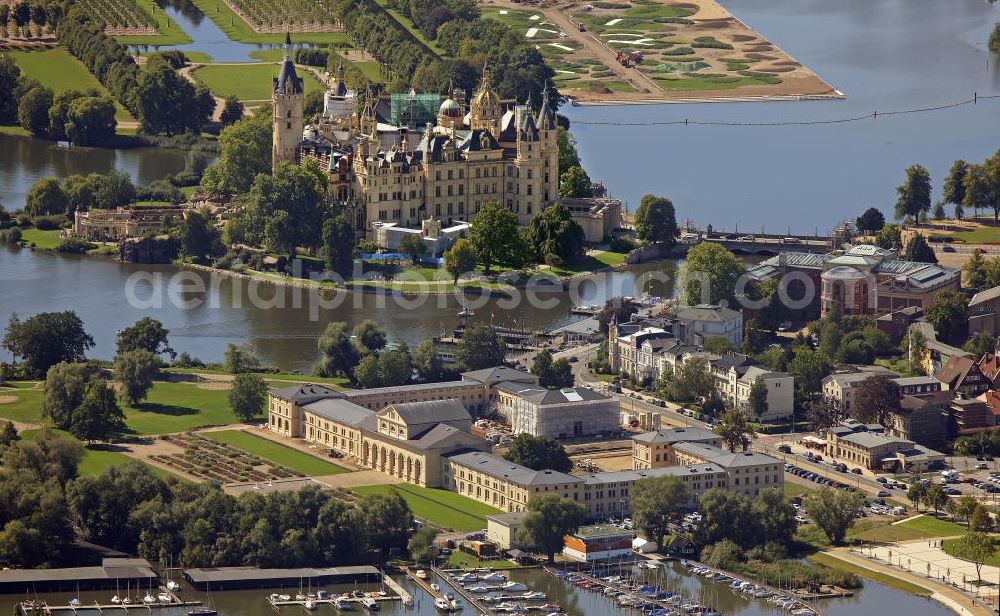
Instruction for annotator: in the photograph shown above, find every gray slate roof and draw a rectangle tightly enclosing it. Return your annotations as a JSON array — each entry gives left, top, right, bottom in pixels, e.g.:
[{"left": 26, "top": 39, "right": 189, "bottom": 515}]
[
  {"left": 671, "top": 442, "right": 779, "bottom": 468},
  {"left": 270, "top": 383, "right": 342, "bottom": 404},
  {"left": 302, "top": 398, "right": 373, "bottom": 427},
  {"left": 461, "top": 366, "right": 536, "bottom": 385},
  {"left": 495, "top": 383, "right": 611, "bottom": 405},
  {"left": 447, "top": 451, "right": 577, "bottom": 485},
  {"left": 388, "top": 398, "right": 470, "bottom": 426},
  {"left": 631, "top": 427, "right": 719, "bottom": 445}
]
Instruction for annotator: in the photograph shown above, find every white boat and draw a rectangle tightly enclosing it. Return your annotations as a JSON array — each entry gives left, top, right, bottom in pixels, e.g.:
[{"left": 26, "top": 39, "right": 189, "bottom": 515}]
[
  {"left": 415, "top": 569, "right": 428, "bottom": 579},
  {"left": 278, "top": 594, "right": 292, "bottom": 601},
  {"left": 522, "top": 591, "right": 546, "bottom": 600},
  {"left": 482, "top": 573, "right": 506, "bottom": 583},
  {"left": 431, "top": 583, "right": 441, "bottom": 592},
  {"left": 166, "top": 581, "right": 181, "bottom": 592},
  {"left": 303, "top": 599, "right": 317, "bottom": 611},
  {"left": 468, "top": 586, "right": 489, "bottom": 593},
  {"left": 451, "top": 597, "right": 464, "bottom": 610},
  {"left": 458, "top": 309, "right": 474, "bottom": 318},
  {"left": 455, "top": 573, "right": 478, "bottom": 583},
  {"left": 434, "top": 597, "right": 453, "bottom": 611},
  {"left": 143, "top": 594, "right": 157, "bottom": 604},
  {"left": 500, "top": 581, "right": 528, "bottom": 592},
  {"left": 296, "top": 594, "right": 306, "bottom": 601},
  {"left": 359, "top": 597, "right": 378, "bottom": 611},
  {"left": 69, "top": 599, "right": 81, "bottom": 607},
  {"left": 334, "top": 596, "right": 353, "bottom": 610},
  {"left": 157, "top": 593, "right": 172, "bottom": 603},
  {"left": 110, "top": 596, "right": 121, "bottom": 604}
]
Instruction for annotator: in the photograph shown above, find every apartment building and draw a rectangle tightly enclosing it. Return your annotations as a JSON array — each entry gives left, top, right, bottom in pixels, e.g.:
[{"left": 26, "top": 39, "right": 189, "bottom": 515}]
[
  {"left": 670, "top": 442, "right": 784, "bottom": 498},
  {"left": 631, "top": 428, "right": 723, "bottom": 469}
]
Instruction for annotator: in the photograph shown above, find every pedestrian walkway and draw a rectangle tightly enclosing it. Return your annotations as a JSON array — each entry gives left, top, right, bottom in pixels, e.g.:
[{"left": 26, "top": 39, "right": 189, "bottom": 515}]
[{"left": 825, "top": 543, "right": 996, "bottom": 615}]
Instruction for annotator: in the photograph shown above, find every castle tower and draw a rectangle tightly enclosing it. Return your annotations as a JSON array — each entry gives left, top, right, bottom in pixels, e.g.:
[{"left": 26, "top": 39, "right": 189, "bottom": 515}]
[
  {"left": 272, "top": 33, "right": 304, "bottom": 168},
  {"left": 536, "top": 88, "right": 560, "bottom": 204},
  {"left": 608, "top": 312, "right": 620, "bottom": 374},
  {"left": 469, "top": 65, "right": 501, "bottom": 137}
]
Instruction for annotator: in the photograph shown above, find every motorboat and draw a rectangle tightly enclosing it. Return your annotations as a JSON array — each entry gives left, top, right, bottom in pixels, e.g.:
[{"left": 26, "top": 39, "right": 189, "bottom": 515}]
[
  {"left": 317, "top": 590, "right": 329, "bottom": 600},
  {"left": 522, "top": 591, "right": 546, "bottom": 601},
  {"left": 69, "top": 599, "right": 81, "bottom": 607},
  {"left": 431, "top": 583, "right": 441, "bottom": 592},
  {"left": 415, "top": 569, "right": 428, "bottom": 579},
  {"left": 278, "top": 594, "right": 292, "bottom": 601},
  {"left": 166, "top": 581, "right": 181, "bottom": 592},
  {"left": 110, "top": 596, "right": 121, "bottom": 604},
  {"left": 303, "top": 599, "right": 317, "bottom": 611},
  {"left": 157, "top": 593, "right": 172, "bottom": 603},
  {"left": 296, "top": 594, "right": 306, "bottom": 601},
  {"left": 143, "top": 594, "right": 157, "bottom": 605},
  {"left": 458, "top": 309, "right": 474, "bottom": 318},
  {"left": 333, "top": 596, "right": 353, "bottom": 610},
  {"left": 187, "top": 609, "right": 218, "bottom": 616},
  {"left": 434, "top": 597, "right": 454, "bottom": 611},
  {"left": 450, "top": 597, "right": 465, "bottom": 610},
  {"left": 500, "top": 581, "right": 527, "bottom": 592},
  {"left": 467, "top": 586, "right": 489, "bottom": 593},
  {"left": 455, "top": 572, "right": 478, "bottom": 583},
  {"left": 481, "top": 573, "right": 506, "bottom": 583},
  {"left": 359, "top": 596, "right": 379, "bottom": 611}
]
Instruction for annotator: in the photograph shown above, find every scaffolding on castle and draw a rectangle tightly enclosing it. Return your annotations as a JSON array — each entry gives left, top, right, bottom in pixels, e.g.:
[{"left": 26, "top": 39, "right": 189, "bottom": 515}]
[{"left": 389, "top": 92, "right": 441, "bottom": 129}]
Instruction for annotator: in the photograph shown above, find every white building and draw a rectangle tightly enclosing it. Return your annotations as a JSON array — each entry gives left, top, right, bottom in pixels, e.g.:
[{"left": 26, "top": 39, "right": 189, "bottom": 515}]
[
  {"left": 674, "top": 304, "right": 743, "bottom": 347},
  {"left": 323, "top": 64, "right": 358, "bottom": 122},
  {"left": 711, "top": 354, "right": 793, "bottom": 422},
  {"left": 495, "top": 383, "right": 620, "bottom": 439},
  {"left": 371, "top": 219, "right": 471, "bottom": 257}
]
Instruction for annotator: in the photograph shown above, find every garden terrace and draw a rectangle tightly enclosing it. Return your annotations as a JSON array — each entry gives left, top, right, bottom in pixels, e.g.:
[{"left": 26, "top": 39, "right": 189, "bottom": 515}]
[
  {"left": 78, "top": 0, "right": 156, "bottom": 36},
  {"left": 221, "top": 0, "right": 343, "bottom": 33},
  {"left": 151, "top": 432, "right": 310, "bottom": 483}
]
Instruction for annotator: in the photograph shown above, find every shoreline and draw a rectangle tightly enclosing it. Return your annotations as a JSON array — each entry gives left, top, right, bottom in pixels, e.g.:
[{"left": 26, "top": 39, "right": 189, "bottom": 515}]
[{"left": 568, "top": 90, "right": 846, "bottom": 106}]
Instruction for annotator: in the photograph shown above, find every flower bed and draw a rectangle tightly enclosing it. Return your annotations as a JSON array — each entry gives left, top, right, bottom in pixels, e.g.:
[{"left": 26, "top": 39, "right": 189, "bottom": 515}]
[{"left": 152, "top": 433, "right": 306, "bottom": 482}]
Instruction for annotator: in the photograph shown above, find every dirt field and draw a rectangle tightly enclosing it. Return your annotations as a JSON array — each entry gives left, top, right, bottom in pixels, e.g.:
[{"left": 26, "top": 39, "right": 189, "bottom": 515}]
[{"left": 484, "top": 0, "right": 836, "bottom": 103}]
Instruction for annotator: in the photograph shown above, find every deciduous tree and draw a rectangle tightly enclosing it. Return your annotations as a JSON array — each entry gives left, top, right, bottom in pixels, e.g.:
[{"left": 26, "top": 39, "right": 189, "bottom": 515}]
[
  {"left": 70, "top": 381, "right": 126, "bottom": 443},
  {"left": 114, "top": 350, "right": 160, "bottom": 406},
  {"left": 894, "top": 164, "right": 931, "bottom": 221},
  {"left": 116, "top": 317, "right": 173, "bottom": 359},
  {"left": 634, "top": 194, "right": 678, "bottom": 248},
  {"left": 515, "top": 494, "right": 587, "bottom": 562},
  {"left": 229, "top": 373, "right": 267, "bottom": 421},
  {"left": 315, "top": 322, "right": 358, "bottom": 378},
  {"left": 925, "top": 289, "right": 969, "bottom": 345},
  {"left": 855, "top": 207, "right": 885, "bottom": 234},
  {"left": 631, "top": 475, "right": 689, "bottom": 549},
  {"left": 558, "top": 165, "right": 590, "bottom": 199},
  {"left": 903, "top": 234, "right": 937, "bottom": 264},
  {"left": 681, "top": 242, "right": 746, "bottom": 307},
  {"left": 804, "top": 487, "right": 864, "bottom": 545},
  {"left": 444, "top": 237, "right": 477, "bottom": 283},
  {"left": 2, "top": 311, "right": 94, "bottom": 378},
  {"left": 457, "top": 325, "right": 506, "bottom": 370},
  {"left": 322, "top": 214, "right": 355, "bottom": 277},
  {"left": 24, "top": 176, "right": 68, "bottom": 217},
  {"left": 469, "top": 202, "right": 527, "bottom": 274},
  {"left": 715, "top": 408, "right": 756, "bottom": 453},
  {"left": 504, "top": 434, "right": 572, "bottom": 473},
  {"left": 41, "top": 362, "right": 97, "bottom": 429}
]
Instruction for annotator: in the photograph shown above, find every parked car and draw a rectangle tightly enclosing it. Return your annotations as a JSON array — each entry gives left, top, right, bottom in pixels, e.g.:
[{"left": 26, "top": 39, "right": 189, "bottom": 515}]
[
  {"left": 778, "top": 445, "right": 792, "bottom": 454},
  {"left": 876, "top": 490, "right": 891, "bottom": 497},
  {"left": 851, "top": 468, "right": 863, "bottom": 475}
]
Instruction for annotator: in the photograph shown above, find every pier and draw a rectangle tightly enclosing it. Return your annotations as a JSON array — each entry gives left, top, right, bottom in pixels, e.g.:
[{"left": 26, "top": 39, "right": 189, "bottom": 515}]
[
  {"left": 19, "top": 587, "right": 201, "bottom": 614},
  {"left": 431, "top": 566, "right": 493, "bottom": 613}
]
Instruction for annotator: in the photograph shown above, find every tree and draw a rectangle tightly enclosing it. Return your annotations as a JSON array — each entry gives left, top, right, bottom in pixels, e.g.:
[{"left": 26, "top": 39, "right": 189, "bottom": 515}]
[
  {"left": 855, "top": 207, "right": 885, "bottom": 234},
  {"left": 353, "top": 354, "right": 381, "bottom": 389},
  {"left": 894, "top": 164, "right": 931, "bottom": 221},
  {"left": 243, "top": 160, "right": 327, "bottom": 257},
  {"left": 315, "top": 322, "right": 359, "bottom": 378},
  {"left": 751, "top": 488, "right": 797, "bottom": 545},
  {"left": 399, "top": 234, "right": 427, "bottom": 264},
  {"left": 135, "top": 57, "right": 207, "bottom": 135},
  {"left": 657, "top": 357, "right": 715, "bottom": 403},
  {"left": 963, "top": 163, "right": 990, "bottom": 220},
  {"left": 787, "top": 347, "right": 833, "bottom": 397},
  {"left": 359, "top": 491, "right": 413, "bottom": 554},
  {"left": 558, "top": 165, "right": 591, "bottom": 199},
  {"left": 2, "top": 311, "right": 95, "bottom": 378},
  {"left": 907, "top": 482, "right": 927, "bottom": 510},
  {"left": 0, "top": 56, "right": 21, "bottom": 123},
  {"left": 681, "top": 242, "right": 746, "bottom": 307},
  {"left": 352, "top": 320, "right": 387, "bottom": 355},
  {"left": 747, "top": 377, "right": 768, "bottom": 420},
  {"left": 70, "top": 381, "right": 126, "bottom": 443},
  {"left": 178, "top": 210, "right": 219, "bottom": 260},
  {"left": 469, "top": 202, "right": 526, "bottom": 274},
  {"left": 0, "top": 420, "right": 18, "bottom": 448},
  {"left": 116, "top": 317, "right": 173, "bottom": 359},
  {"left": 220, "top": 96, "right": 244, "bottom": 125},
  {"left": 556, "top": 126, "right": 581, "bottom": 175},
  {"left": 444, "top": 238, "right": 477, "bottom": 283},
  {"left": 903, "top": 234, "right": 937, "bottom": 264},
  {"left": 24, "top": 176, "right": 68, "bottom": 217},
  {"left": 41, "top": 362, "right": 97, "bottom": 429},
  {"left": 925, "top": 289, "right": 969, "bottom": 345},
  {"left": 64, "top": 97, "right": 116, "bottom": 146},
  {"left": 526, "top": 204, "right": 585, "bottom": 263},
  {"left": 114, "top": 350, "right": 160, "bottom": 406},
  {"left": 229, "top": 373, "right": 267, "bottom": 421},
  {"left": 922, "top": 484, "right": 947, "bottom": 514},
  {"left": 457, "top": 325, "right": 506, "bottom": 370},
  {"left": 634, "top": 194, "right": 679, "bottom": 248},
  {"left": 94, "top": 170, "right": 136, "bottom": 211},
  {"left": 804, "top": 487, "right": 864, "bottom": 545},
  {"left": 964, "top": 331, "right": 996, "bottom": 357},
  {"left": 530, "top": 350, "right": 574, "bottom": 389},
  {"left": 630, "top": 476, "right": 690, "bottom": 549},
  {"left": 874, "top": 224, "right": 902, "bottom": 250},
  {"left": 852, "top": 375, "right": 899, "bottom": 427},
  {"left": 17, "top": 86, "right": 52, "bottom": 136},
  {"left": 221, "top": 344, "right": 261, "bottom": 375},
  {"left": 932, "top": 201, "right": 946, "bottom": 221},
  {"left": 952, "top": 531, "right": 994, "bottom": 584},
  {"left": 377, "top": 348, "right": 412, "bottom": 387},
  {"left": 971, "top": 504, "right": 993, "bottom": 532},
  {"left": 322, "top": 214, "right": 355, "bottom": 277},
  {"left": 412, "top": 340, "right": 445, "bottom": 383},
  {"left": 806, "top": 397, "right": 845, "bottom": 433},
  {"left": 504, "top": 434, "right": 572, "bottom": 473},
  {"left": 515, "top": 494, "right": 587, "bottom": 562},
  {"left": 200, "top": 112, "right": 272, "bottom": 195},
  {"left": 715, "top": 408, "right": 756, "bottom": 452},
  {"left": 956, "top": 496, "right": 979, "bottom": 527},
  {"left": 980, "top": 149, "right": 1000, "bottom": 222},
  {"left": 695, "top": 489, "right": 753, "bottom": 547},
  {"left": 703, "top": 336, "right": 734, "bottom": 354},
  {"left": 407, "top": 526, "right": 439, "bottom": 563}
]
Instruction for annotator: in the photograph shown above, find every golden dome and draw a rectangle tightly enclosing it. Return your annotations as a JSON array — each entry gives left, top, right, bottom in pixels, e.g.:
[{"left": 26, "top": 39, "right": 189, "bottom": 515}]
[{"left": 471, "top": 67, "right": 500, "bottom": 117}]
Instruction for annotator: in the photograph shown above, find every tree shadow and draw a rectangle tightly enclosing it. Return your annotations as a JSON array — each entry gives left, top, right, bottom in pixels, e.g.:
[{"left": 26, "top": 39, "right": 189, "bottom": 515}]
[{"left": 133, "top": 402, "right": 198, "bottom": 417}]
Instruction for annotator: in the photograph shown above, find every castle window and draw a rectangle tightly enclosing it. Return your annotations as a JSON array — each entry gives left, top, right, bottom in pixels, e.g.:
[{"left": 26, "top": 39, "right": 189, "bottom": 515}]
[
  {"left": 286, "top": 122, "right": 291, "bottom": 129},
  {"left": 527, "top": 185, "right": 532, "bottom": 196},
  {"left": 527, "top": 170, "right": 532, "bottom": 179},
  {"left": 435, "top": 205, "right": 441, "bottom": 216},
  {"left": 435, "top": 187, "right": 441, "bottom": 197},
  {"left": 448, "top": 170, "right": 453, "bottom": 180},
  {"left": 458, "top": 185, "right": 463, "bottom": 196},
  {"left": 459, "top": 169, "right": 464, "bottom": 179},
  {"left": 286, "top": 110, "right": 291, "bottom": 118}
]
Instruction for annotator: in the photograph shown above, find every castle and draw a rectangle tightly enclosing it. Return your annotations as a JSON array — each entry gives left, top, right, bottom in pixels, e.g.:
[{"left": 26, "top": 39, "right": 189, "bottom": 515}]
[{"left": 272, "top": 40, "right": 568, "bottom": 242}]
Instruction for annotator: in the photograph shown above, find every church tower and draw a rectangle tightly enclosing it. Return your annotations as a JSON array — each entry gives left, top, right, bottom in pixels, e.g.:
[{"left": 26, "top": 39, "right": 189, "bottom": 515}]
[{"left": 272, "top": 33, "right": 304, "bottom": 169}]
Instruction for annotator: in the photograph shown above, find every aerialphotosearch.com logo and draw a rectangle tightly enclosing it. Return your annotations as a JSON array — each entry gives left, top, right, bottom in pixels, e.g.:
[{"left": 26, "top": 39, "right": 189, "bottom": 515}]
[{"left": 123, "top": 258, "right": 828, "bottom": 319}]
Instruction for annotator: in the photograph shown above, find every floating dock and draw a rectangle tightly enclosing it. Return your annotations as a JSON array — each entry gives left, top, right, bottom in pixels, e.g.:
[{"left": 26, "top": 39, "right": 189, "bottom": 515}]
[{"left": 19, "top": 588, "right": 201, "bottom": 614}]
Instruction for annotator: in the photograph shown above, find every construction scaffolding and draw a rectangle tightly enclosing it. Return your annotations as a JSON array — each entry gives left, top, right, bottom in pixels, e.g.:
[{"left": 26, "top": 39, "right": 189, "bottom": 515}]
[{"left": 390, "top": 92, "right": 441, "bottom": 129}]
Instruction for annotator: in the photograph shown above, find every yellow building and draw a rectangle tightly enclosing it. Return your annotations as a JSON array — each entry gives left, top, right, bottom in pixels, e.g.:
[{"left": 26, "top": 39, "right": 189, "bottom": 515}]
[
  {"left": 631, "top": 428, "right": 723, "bottom": 469},
  {"left": 671, "top": 442, "right": 784, "bottom": 498}
]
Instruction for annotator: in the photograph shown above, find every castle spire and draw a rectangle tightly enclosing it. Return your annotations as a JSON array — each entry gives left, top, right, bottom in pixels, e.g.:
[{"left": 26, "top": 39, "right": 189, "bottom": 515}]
[{"left": 283, "top": 32, "right": 292, "bottom": 62}]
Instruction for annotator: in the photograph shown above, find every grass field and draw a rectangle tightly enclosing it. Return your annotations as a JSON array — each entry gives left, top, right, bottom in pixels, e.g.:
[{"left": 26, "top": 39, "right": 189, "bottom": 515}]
[
  {"left": 943, "top": 537, "right": 1000, "bottom": 566},
  {"left": 205, "top": 430, "right": 347, "bottom": 476},
  {"left": 783, "top": 482, "right": 814, "bottom": 498},
  {"left": 19, "top": 229, "right": 62, "bottom": 250},
  {"left": 894, "top": 515, "right": 966, "bottom": 537},
  {"left": 0, "top": 384, "right": 44, "bottom": 423},
  {"left": 808, "top": 552, "right": 931, "bottom": 597},
  {"left": 654, "top": 74, "right": 782, "bottom": 91},
  {"left": 558, "top": 80, "right": 634, "bottom": 93},
  {"left": 20, "top": 429, "right": 179, "bottom": 479},
  {"left": 927, "top": 226, "right": 1000, "bottom": 244},
  {"left": 371, "top": 0, "right": 443, "bottom": 55},
  {"left": 111, "top": 0, "right": 194, "bottom": 46},
  {"left": 447, "top": 551, "right": 516, "bottom": 570},
  {"left": 9, "top": 48, "right": 136, "bottom": 123},
  {"left": 162, "top": 368, "right": 350, "bottom": 388},
  {"left": 353, "top": 484, "right": 501, "bottom": 532},
  {"left": 124, "top": 382, "right": 236, "bottom": 434},
  {"left": 192, "top": 62, "right": 325, "bottom": 102},
  {"left": 186, "top": 0, "right": 351, "bottom": 45}
]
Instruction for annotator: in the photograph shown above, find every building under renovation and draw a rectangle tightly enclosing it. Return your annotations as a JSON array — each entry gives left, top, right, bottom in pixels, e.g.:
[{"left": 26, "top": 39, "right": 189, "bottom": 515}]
[{"left": 495, "top": 383, "right": 620, "bottom": 439}]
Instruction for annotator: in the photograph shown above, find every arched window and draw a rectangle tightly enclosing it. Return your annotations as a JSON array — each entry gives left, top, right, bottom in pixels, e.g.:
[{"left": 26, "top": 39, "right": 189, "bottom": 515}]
[{"left": 286, "top": 110, "right": 292, "bottom": 118}]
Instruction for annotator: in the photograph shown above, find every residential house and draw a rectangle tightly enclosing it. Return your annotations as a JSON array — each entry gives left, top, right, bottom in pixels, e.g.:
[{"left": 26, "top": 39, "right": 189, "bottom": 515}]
[
  {"left": 631, "top": 427, "right": 723, "bottom": 469},
  {"left": 673, "top": 304, "right": 743, "bottom": 347},
  {"left": 821, "top": 365, "right": 897, "bottom": 412},
  {"left": 935, "top": 355, "right": 990, "bottom": 396},
  {"left": 969, "top": 285, "right": 1000, "bottom": 337},
  {"left": 887, "top": 391, "right": 952, "bottom": 447},
  {"left": 711, "top": 354, "right": 794, "bottom": 421},
  {"left": 826, "top": 421, "right": 945, "bottom": 472}
]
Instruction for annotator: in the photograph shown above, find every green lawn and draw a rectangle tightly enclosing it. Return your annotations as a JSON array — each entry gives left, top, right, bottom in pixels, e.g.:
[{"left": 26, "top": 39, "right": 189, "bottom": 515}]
[
  {"left": 0, "top": 384, "right": 44, "bottom": 423},
  {"left": 927, "top": 226, "right": 1000, "bottom": 244},
  {"left": 559, "top": 80, "right": 634, "bottom": 93},
  {"left": 111, "top": 0, "right": 194, "bottom": 46},
  {"left": 140, "top": 50, "right": 213, "bottom": 63},
  {"left": 353, "top": 484, "right": 501, "bottom": 532},
  {"left": 895, "top": 515, "right": 966, "bottom": 537},
  {"left": 808, "top": 553, "right": 931, "bottom": 597},
  {"left": 205, "top": 430, "right": 347, "bottom": 476},
  {"left": 371, "top": 0, "right": 443, "bottom": 54},
  {"left": 447, "top": 551, "right": 517, "bottom": 570},
  {"left": 784, "top": 482, "right": 814, "bottom": 498},
  {"left": 186, "top": 0, "right": 351, "bottom": 45},
  {"left": 162, "top": 368, "right": 350, "bottom": 388},
  {"left": 942, "top": 537, "right": 1000, "bottom": 567},
  {"left": 654, "top": 75, "right": 781, "bottom": 91},
  {"left": 18, "top": 228, "right": 62, "bottom": 250},
  {"left": 192, "top": 62, "right": 325, "bottom": 102},
  {"left": 9, "top": 48, "right": 136, "bottom": 123},
  {"left": 124, "top": 381, "right": 236, "bottom": 435}
]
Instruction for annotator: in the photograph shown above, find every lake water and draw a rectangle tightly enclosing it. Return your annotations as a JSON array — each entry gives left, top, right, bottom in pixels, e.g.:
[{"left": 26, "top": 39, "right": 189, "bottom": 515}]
[
  {"left": 0, "top": 245, "right": 679, "bottom": 369},
  {"left": 0, "top": 564, "right": 956, "bottom": 616},
  {"left": 145, "top": 0, "right": 286, "bottom": 62},
  {"left": 564, "top": 0, "right": 1000, "bottom": 233}
]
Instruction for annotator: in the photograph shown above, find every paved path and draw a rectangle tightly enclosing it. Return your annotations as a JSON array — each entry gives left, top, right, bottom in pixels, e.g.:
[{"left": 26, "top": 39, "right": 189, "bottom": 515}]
[{"left": 824, "top": 546, "right": 993, "bottom": 616}]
